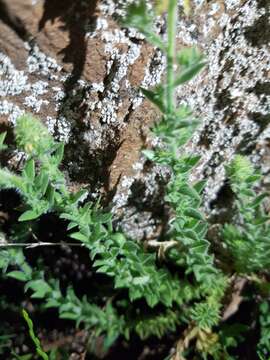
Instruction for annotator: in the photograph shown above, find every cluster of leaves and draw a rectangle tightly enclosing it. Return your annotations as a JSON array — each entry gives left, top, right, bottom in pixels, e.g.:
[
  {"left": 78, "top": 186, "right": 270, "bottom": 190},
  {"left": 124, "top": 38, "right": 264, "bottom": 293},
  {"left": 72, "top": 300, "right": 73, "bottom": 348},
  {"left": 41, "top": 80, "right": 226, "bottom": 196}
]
[
  {"left": 0, "top": 115, "right": 187, "bottom": 308},
  {"left": 222, "top": 155, "right": 270, "bottom": 274},
  {"left": 0, "top": 115, "right": 195, "bottom": 352},
  {"left": 258, "top": 301, "right": 270, "bottom": 358}
]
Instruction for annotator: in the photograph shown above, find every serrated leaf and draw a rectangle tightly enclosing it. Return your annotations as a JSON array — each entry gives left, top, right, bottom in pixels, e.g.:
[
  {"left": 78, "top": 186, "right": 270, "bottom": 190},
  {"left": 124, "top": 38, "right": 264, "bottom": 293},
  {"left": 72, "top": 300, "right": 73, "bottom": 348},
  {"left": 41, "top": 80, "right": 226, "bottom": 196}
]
[
  {"left": 112, "top": 233, "right": 126, "bottom": 247},
  {"left": 98, "top": 212, "right": 112, "bottom": 223},
  {"left": 59, "top": 213, "right": 74, "bottom": 221},
  {"left": 145, "top": 293, "right": 159, "bottom": 308},
  {"left": 240, "top": 189, "right": 255, "bottom": 197}
]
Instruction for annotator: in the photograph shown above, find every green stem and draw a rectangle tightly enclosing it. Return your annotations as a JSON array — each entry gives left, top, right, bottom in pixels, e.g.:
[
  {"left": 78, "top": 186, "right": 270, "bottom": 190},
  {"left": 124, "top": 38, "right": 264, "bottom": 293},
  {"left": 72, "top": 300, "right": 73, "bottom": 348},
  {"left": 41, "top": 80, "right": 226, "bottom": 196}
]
[{"left": 166, "top": 0, "right": 177, "bottom": 117}]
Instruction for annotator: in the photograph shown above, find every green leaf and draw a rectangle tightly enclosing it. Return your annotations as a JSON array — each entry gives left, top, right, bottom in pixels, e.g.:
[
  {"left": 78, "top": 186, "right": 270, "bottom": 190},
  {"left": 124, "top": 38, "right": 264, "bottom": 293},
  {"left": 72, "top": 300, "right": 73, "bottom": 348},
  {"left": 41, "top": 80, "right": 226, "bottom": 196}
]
[
  {"left": 251, "top": 193, "right": 268, "bottom": 208},
  {"left": 122, "top": 1, "right": 165, "bottom": 50},
  {"left": 46, "top": 185, "right": 55, "bottom": 205},
  {"left": 112, "top": 233, "right": 126, "bottom": 247},
  {"left": 7, "top": 271, "right": 29, "bottom": 282},
  {"left": 11, "top": 353, "right": 33, "bottom": 360},
  {"left": 253, "top": 216, "right": 270, "bottom": 226},
  {"left": 177, "top": 47, "right": 204, "bottom": 68},
  {"left": 71, "top": 189, "right": 88, "bottom": 204},
  {"left": 184, "top": 208, "right": 204, "bottom": 221},
  {"left": 69, "top": 232, "right": 88, "bottom": 242},
  {"left": 143, "top": 31, "right": 165, "bottom": 51},
  {"left": 245, "top": 174, "right": 261, "bottom": 184},
  {"left": 25, "top": 280, "right": 51, "bottom": 298},
  {"left": 183, "top": 229, "right": 199, "bottom": 241},
  {"left": 186, "top": 155, "right": 201, "bottom": 167},
  {"left": 174, "top": 62, "right": 206, "bottom": 87},
  {"left": 123, "top": 1, "right": 150, "bottom": 28},
  {"left": 54, "top": 142, "right": 64, "bottom": 165},
  {"left": 24, "top": 159, "right": 35, "bottom": 181},
  {"left": 193, "top": 180, "right": 206, "bottom": 194},
  {"left": 178, "top": 185, "right": 200, "bottom": 201},
  {"left": 123, "top": 241, "right": 140, "bottom": 252},
  {"left": 67, "top": 221, "right": 78, "bottom": 231},
  {"left": 19, "top": 210, "right": 41, "bottom": 222},
  {"left": 39, "top": 172, "right": 49, "bottom": 195},
  {"left": 0, "top": 132, "right": 7, "bottom": 151},
  {"left": 59, "top": 312, "right": 78, "bottom": 320},
  {"left": 133, "top": 275, "right": 150, "bottom": 286},
  {"left": 140, "top": 87, "right": 166, "bottom": 113}
]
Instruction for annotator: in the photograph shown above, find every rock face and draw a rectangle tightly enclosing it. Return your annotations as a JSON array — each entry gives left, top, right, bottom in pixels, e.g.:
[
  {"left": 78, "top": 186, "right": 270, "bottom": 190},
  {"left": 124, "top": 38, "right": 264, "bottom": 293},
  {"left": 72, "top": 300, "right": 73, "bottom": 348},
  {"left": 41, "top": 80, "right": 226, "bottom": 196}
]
[
  {"left": 176, "top": 0, "right": 270, "bottom": 218},
  {"left": 0, "top": 0, "right": 269, "bottom": 238}
]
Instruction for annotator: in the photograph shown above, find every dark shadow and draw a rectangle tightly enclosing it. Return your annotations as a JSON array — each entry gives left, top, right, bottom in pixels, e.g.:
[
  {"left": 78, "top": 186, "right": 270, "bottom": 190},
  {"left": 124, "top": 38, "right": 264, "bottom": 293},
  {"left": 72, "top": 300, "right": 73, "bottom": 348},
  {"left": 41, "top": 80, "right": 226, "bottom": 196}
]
[
  {"left": 0, "top": 0, "right": 28, "bottom": 39},
  {"left": 38, "top": 0, "right": 124, "bottom": 192},
  {"left": 39, "top": 0, "right": 99, "bottom": 91},
  {"left": 244, "top": 1, "right": 270, "bottom": 48},
  {"left": 253, "top": 81, "right": 270, "bottom": 97}
]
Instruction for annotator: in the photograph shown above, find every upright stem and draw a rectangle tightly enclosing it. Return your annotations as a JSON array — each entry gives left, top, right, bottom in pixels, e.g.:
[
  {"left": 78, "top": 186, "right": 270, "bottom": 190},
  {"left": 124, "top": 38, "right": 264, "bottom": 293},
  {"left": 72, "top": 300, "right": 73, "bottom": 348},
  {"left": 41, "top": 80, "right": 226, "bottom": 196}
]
[{"left": 167, "top": 0, "right": 177, "bottom": 117}]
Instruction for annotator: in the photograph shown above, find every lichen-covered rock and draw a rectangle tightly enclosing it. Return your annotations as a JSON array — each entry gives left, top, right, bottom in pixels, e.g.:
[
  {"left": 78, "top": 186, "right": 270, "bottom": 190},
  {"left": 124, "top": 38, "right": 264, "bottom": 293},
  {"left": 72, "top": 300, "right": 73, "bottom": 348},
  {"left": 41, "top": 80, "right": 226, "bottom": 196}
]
[
  {"left": 0, "top": 0, "right": 162, "bottom": 188},
  {"left": 0, "top": 0, "right": 269, "bottom": 239},
  {"left": 176, "top": 0, "right": 270, "bottom": 216}
]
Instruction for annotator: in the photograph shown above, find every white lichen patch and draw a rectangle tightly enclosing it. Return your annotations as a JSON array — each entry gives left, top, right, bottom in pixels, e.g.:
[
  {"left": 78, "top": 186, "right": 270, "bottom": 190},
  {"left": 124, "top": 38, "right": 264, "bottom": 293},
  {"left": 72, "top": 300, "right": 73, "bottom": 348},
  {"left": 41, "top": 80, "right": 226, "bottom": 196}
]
[
  {"left": 112, "top": 158, "right": 170, "bottom": 241},
  {"left": 0, "top": 53, "right": 28, "bottom": 97},
  {"left": 0, "top": 42, "right": 72, "bottom": 143},
  {"left": 96, "top": 26, "right": 142, "bottom": 124},
  {"left": 133, "top": 50, "right": 166, "bottom": 109},
  {"left": 0, "top": 100, "right": 24, "bottom": 125},
  {"left": 46, "top": 116, "right": 71, "bottom": 143},
  {"left": 85, "top": 18, "right": 108, "bottom": 38},
  {"left": 25, "top": 43, "right": 62, "bottom": 78}
]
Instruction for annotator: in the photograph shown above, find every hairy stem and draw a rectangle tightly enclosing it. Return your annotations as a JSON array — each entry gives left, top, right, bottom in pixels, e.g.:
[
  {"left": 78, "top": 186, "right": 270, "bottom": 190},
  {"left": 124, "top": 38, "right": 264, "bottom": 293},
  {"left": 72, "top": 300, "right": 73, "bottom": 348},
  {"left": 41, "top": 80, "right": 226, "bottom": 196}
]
[{"left": 166, "top": 0, "right": 177, "bottom": 116}]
